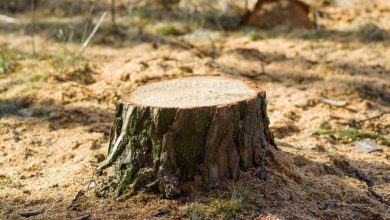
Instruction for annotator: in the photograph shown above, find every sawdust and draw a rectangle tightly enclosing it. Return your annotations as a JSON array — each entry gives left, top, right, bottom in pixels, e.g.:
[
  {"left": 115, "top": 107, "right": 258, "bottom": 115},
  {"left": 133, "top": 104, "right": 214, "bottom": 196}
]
[{"left": 0, "top": 1, "right": 389, "bottom": 219}]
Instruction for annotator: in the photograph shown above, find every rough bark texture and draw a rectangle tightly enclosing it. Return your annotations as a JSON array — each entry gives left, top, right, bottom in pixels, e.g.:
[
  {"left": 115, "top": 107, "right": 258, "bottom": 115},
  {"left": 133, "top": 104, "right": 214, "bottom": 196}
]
[{"left": 98, "top": 87, "right": 276, "bottom": 199}]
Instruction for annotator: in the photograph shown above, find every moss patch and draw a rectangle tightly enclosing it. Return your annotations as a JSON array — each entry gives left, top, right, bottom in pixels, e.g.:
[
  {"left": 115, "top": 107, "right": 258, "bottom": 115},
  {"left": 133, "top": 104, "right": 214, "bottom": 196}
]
[
  {"left": 312, "top": 126, "right": 390, "bottom": 146},
  {"left": 157, "top": 25, "right": 182, "bottom": 36}
]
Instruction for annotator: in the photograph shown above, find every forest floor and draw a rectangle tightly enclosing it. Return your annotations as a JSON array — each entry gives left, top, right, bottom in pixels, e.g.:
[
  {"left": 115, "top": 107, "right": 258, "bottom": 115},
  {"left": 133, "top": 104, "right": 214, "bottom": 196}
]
[{"left": 0, "top": 1, "right": 390, "bottom": 219}]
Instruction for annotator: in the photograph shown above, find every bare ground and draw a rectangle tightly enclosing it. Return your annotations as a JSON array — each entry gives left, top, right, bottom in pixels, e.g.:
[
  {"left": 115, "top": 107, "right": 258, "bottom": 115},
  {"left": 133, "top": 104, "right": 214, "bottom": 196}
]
[{"left": 0, "top": 1, "right": 389, "bottom": 219}]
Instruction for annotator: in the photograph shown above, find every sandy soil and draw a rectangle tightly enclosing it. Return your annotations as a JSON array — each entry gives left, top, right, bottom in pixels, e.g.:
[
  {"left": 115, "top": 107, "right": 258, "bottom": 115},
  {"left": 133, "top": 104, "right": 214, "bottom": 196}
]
[{"left": 0, "top": 1, "right": 389, "bottom": 219}]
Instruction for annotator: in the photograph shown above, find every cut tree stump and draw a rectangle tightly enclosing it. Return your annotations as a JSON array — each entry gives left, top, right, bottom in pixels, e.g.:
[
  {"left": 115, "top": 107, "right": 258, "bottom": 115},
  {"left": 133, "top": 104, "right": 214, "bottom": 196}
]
[{"left": 98, "top": 75, "right": 276, "bottom": 199}]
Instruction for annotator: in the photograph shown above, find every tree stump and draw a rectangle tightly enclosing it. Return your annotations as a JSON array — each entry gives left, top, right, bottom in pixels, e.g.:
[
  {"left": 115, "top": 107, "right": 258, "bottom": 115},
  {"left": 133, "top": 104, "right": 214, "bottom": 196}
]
[{"left": 98, "top": 75, "right": 276, "bottom": 198}]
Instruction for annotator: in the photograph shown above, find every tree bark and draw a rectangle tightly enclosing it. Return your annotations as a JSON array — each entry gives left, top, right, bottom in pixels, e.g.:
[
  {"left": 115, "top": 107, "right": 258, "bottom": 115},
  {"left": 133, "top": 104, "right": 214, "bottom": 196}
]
[{"left": 97, "top": 76, "right": 276, "bottom": 199}]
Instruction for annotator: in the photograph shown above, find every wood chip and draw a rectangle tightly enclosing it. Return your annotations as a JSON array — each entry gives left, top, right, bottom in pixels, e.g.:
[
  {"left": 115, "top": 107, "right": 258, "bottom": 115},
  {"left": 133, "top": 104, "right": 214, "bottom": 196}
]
[
  {"left": 353, "top": 139, "right": 383, "bottom": 153},
  {"left": 322, "top": 98, "right": 347, "bottom": 107}
]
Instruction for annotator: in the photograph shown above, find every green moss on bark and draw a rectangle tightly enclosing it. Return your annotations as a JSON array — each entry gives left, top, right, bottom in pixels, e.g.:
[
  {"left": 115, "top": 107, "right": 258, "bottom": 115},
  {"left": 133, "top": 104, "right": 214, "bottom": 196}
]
[{"left": 99, "top": 91, "right": 276, "bottom": 199}]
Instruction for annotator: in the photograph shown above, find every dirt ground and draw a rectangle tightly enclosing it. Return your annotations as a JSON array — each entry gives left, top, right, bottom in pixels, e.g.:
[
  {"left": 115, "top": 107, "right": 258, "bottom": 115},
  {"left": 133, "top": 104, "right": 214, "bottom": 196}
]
[{"left": 0, "top": 0, "right": 389, "bottom": 219}]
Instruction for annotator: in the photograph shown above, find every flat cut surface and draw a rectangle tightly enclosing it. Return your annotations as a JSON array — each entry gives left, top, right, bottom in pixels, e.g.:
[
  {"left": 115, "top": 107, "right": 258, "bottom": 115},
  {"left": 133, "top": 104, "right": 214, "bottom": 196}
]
[{"left": 127, "top": 76, "right": 258, "bottom": 108}]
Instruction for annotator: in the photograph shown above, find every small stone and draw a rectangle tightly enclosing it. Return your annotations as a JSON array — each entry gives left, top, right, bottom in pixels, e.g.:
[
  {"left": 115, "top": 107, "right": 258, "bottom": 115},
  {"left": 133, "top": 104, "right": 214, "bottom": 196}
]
[
  {"left": 17, "top": 108, "right": 34, "bottom": 117},
  {"left": 353, "top": 139, "right": 383, "bottom": 153},
  {"left": 87, "top": 181, "right": 96, "bottom": 189},
  {"left": 48, "top": 111, "right": 58, "bottom": 117}
]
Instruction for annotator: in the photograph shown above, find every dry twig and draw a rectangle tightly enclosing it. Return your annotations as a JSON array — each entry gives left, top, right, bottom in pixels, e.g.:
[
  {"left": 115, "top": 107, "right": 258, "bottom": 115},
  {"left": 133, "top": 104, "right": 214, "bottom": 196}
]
[
  {"left": 19, "top": 209, "right": 44, "bottom": 217},
  {"left": 80, "top": 12, "right": 107, "bottom": 54},
  {"left": 357, "top": 111, "right": 390, "bottom": 123}
]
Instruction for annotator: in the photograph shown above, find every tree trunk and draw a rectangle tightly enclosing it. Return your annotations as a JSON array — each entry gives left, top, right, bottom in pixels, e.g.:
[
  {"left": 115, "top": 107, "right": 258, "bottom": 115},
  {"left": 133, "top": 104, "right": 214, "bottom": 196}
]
[{"left": 97, "top": 75, "right": 276, "bottom": 199}]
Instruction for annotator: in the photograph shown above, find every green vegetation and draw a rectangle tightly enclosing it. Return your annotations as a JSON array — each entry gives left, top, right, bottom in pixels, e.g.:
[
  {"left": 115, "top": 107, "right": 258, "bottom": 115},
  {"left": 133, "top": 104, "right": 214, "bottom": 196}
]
[
  {"left": 209, "top": 197, "right": 242, "bottom": 219},
  {"left": 20, "top": 72, "right": 51, "bottom": 84},
  {"left": 51, "top": 51, "right": 87, "bottom": 71},
  {"left": 157, "top": 25, "right": 182, "bottom": 36},
  {"left": 0, "top": 57, "right": 11, "bottom": 73},
  {"left": 188, "top": 188, "right": 245, "bottom": 220},
  {"left": 247, "top": 29, "right": 263, "bottom": 41},
  {"left": 0, "top": 50, "right": 19, "bottom": 76},
  {"left": 188, "top": 205, "right": 206, "bottom": 220},
  {"left": 312, "top": 126, "right": 390, "bottom": 146},
  {"left": 0, "top": 174, "right": 12, "bottom": 188}
]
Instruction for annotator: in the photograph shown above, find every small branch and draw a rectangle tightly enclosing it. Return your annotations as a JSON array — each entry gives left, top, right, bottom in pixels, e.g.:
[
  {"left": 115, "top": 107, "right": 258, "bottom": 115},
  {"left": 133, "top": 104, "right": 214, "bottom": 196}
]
[
  {"left": 80, "top": 12, "right": 107, "bottom": 55},
  {"left": 357, "top": 111, "right": 390, "bottom": 123},
  {"left": 68, "top": 190, "right": 85, "bottom": 210},
  {"left": 19, "top": 209, "right": 44, "bottom": 217}
]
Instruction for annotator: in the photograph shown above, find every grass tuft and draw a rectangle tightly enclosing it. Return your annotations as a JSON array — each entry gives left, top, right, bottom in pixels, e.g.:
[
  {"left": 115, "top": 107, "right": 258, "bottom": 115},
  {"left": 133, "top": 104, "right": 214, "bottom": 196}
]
[
  {"left": 157, "top": 25, "right": 182, "bottom": 36},
  {"left": 209, "top": 197, "right": 242, "bottom": 219},
  {"left": 188, "top": 205, "right": 205, "bottom": 220},
  {"left": 312, "top": 126, "right": 390, "bottom": 146},
  {"left": 247, "top": 30, "right": 263, "bottom": 41}
]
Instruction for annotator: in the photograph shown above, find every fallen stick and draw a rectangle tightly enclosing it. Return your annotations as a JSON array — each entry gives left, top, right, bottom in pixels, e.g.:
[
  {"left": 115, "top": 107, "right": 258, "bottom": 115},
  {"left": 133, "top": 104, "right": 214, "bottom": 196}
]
[
  {"left": 80, "top": 12, "right": 107, "bottom": 54},
  {"left": 19, "top": 209, "right": 44, "bottom": 217},
  {"left": 357, "top": 111, "right": 390, "bottom": 123}
]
